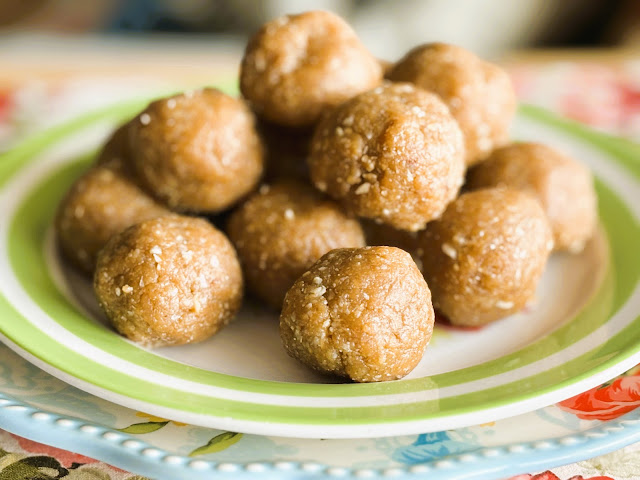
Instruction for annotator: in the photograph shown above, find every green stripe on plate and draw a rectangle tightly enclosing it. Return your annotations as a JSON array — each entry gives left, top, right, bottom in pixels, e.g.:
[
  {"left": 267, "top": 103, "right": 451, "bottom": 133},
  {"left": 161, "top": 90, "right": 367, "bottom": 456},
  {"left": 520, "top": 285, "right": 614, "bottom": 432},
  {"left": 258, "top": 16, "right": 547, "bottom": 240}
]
[
  {"left": 7, "top": 157, "right": 632, "bottom": 397},
  {"left": 0, "top": 253, "right": 639, "bottom": 426},
  {"left": 519, "top": 104, "right": 640, "bottom": 180},
  {"left": 0, "top": 99, "right": 148, "bottom": 188},
  {"left": 0, "top": 102, "right": 638, "bottom": 426}
]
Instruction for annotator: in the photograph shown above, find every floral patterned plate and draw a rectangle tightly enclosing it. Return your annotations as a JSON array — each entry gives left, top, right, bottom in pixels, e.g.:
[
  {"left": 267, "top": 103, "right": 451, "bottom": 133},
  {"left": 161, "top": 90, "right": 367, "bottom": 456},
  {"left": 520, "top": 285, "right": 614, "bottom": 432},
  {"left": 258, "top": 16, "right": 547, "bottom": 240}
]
[
  {"left": 2, "top": 341, "right": 640, "bottom": 480},
  {"left": 0, "top": 97, "right": 639, "bottom": 439}
]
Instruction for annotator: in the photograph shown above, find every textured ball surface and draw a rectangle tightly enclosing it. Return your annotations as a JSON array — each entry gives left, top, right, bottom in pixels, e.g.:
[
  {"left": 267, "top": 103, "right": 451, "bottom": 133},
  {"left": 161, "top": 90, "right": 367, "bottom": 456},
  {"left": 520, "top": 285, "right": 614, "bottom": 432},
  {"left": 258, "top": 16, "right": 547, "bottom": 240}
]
[
  {"left": 309, "top": 82, "right": 465, "bottom": 231},
  {"left": 129, "top": 88, "right": 264, "bottom": 213},
  {"left": 240, "top": 10, "right": 382, "bottom": 127},
  {"left": 420, "top": 188, "right": 553, "bottom": 327},
  {"left": 280, "top": 246, "right": 434, "bottom": 382},
  {"left": 94, "top": 215, "right": 243, "bottom": 347},
  {"left": 228, "top": 181, "right": 365, "bottom": 309}
]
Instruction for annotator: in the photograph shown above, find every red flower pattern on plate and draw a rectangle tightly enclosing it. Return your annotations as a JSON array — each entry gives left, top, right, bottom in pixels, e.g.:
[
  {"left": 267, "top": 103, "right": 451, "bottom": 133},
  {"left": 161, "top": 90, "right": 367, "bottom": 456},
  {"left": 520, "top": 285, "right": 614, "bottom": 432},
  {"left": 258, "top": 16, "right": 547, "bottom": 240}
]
[
  {"left": 11, "top": 433, "right": 126, "bottom": 473},
  {"left": 557, "top": 367, "right": 640, "bottom": 421},
  {"left": 509, "top": 471, "right": 613, "bottom": 480},
  {"left": 11, "top": 433, "right": 99, "bottom": 468}
]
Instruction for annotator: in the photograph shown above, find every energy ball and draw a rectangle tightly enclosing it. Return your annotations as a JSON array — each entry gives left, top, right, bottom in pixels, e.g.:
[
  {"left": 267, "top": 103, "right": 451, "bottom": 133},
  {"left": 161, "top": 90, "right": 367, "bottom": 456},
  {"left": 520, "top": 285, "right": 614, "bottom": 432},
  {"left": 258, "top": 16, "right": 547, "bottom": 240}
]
[
  {"left": 94, "top": 215, "right": 243, "bottom": 347},
  {"left": 280, "top": 246, "right": 434, "bottom": 382},
  {"left": 55, "top": 158, "right": 169, "bottom": 274},
  {"left": 419, "top": 188, "right": 553, "bottom": 327},
  {"left": 240, "top": 10, "right": 382, "bottom": 128},
  {"left": 308, "top": 82, "right": 465, "bottom": 231},
  {"left": 96, "top": 121, "right": 131, "bottom": 166},
  {"left": 466, "top": 142, "right": 597, "bottom": 253},
  {"left": 387, "top": 43, "right": 517, "bottom": 166},
  {"left": 129, "top": 88, "right": 264, "bottom": 213},
  {"left": 227, "top": 181, "right": 365, "bottom": 309}
]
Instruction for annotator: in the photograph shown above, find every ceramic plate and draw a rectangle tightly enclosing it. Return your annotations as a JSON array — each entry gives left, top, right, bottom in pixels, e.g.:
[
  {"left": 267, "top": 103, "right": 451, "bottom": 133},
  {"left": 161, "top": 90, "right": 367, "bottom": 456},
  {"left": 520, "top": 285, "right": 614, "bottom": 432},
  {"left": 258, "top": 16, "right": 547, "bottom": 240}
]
[
  {"left": 0, "top": 98, "right": 638, "bottom": 438},
  {"left": 3, "top": 342, "right": 640, "bottom": 480}
]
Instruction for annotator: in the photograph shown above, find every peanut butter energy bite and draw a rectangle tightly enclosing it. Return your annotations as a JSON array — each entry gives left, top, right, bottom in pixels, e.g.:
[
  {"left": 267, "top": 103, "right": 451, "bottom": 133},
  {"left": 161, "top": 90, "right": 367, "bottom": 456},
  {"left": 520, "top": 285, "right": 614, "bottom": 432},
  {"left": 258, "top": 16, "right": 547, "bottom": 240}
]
[
  {"left": 129, "top": 88, "right": 264, "bottom": 213},
  {"left": 240, "top": 10, "right": 382, "bottom": 127},
  {"left": 419, "top": 188, "right": 553, "bottom": 327},
  {"left": 280, "top": 246, "right": 434, "bottom": 383},
  {"left": 55, "top": 158, "right": 169, "bottom": 274},
  {"left": 227, "top": 182, "right": 365, "bottom": 309},
  {"left": 387, "top": 43, "right": 517, "bottom": 166},
  {"left": 308, "top": 82, "right": 465, "bottom": 231},
  {"left": 94, "top": 215, "right": 243, "bottom": 347},
  {"left": 466, "top": 142, "right": 597, "bottom": 253}
]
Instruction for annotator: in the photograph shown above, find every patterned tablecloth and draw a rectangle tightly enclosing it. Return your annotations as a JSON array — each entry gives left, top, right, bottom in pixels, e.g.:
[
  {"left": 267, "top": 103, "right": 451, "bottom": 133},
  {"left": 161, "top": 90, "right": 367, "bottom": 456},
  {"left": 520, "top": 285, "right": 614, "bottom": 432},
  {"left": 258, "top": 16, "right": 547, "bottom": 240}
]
[{"left": 0, "top": 48, "right": 639, "bottom": 480}]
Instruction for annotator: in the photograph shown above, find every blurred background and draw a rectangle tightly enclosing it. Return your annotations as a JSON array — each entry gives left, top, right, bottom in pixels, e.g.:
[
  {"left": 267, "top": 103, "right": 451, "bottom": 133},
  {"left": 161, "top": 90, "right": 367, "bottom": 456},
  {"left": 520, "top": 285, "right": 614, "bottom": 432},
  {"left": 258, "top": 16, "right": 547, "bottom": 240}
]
[
  {"left": 0, "top": 0, "right": 639, "bottom": 149},
  {"left": 1, "top": 0, "right": 639, "bottom": 58}
]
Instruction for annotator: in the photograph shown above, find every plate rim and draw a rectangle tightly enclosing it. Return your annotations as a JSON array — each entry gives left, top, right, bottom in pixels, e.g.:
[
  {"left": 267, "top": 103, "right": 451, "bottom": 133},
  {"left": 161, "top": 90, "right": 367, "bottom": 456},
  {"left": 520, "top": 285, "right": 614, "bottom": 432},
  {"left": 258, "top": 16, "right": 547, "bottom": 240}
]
[
  {"left": 2, "top": 355, "right": 640, "bottom": 480},
  {"left": 0, "top": 101, "right": 639, "bottom": 438}
]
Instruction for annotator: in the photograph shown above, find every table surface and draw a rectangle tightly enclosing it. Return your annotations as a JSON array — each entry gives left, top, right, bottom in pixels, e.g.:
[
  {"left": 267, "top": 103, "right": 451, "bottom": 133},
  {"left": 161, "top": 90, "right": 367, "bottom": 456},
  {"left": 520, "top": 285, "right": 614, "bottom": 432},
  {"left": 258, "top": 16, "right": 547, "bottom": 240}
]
[{"left": 0, "top": 36, "right": 639, "bottom": 480}]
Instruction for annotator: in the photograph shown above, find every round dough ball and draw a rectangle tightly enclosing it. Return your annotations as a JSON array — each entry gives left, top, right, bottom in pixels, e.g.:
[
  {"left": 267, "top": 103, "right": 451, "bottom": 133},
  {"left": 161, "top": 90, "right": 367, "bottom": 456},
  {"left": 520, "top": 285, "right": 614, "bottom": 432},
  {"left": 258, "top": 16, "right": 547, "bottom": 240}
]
[
  {"left": 55, "top": 158, "right": 169, "bottom": 274},
  {"left": 466, "top": 142, "right": 597, "bottom": 253},
  {"left": 387, "top": 43, "right": 517, "bottom": 166},
  {"left": 94, "top": 215, "right": 243, "bottom": 347},
  {"left": 227, "top": 181, "right": 365, "bottom": 309},
  {"left": 240, "top": 10, "right": 382, "bottom": 127},
  {"left": 96, "top": 121, "right": 131, "bottom": 166},
  {"left": 308, "top": 82, "right": 465, "bottom": 231},
  {"left": 129, "top": 88, "right": 264, "bottom": 213},
  {"left": 419, "top": 188, "right": 553, "bottom": 327},
  {"left": 280, "top": 246, "right": 434, "bottom": 382}
]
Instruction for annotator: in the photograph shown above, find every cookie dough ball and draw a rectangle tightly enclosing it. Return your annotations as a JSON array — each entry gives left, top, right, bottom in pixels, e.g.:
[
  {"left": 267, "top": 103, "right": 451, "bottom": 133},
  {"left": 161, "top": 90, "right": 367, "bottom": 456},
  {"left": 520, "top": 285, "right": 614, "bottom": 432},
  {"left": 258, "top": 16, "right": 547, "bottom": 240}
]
[
  {"left": 387, "top": 43, "right": 517, "bottom": 166},
  {"left": 280, "top": 246, "right": 434, "bottom": 382},
  {"left": 96, "top": 121, "right": 131, "bottom": 166},
  {"left": 309, "top": 82, "right": 465, "bottom": 231},
  {"left": 129, "top": 88, "right": 264, "bottom": 213},
  {"left": 94, "top": 215, "right": 243, "bottom": 347},
  {"left": 258, "top": 120, "right": 312, "bottom": 182},
  {"left": 227, "top": 182, "right": 365, "bottom": 309},
  {"left": 419, "top": 188, "right": 553, "bottom": 327},
  {"left": 240, "top": 10, "right": 382, "bottom": 127},
  {"left": 55, "top": 158, "right": 169, "bottom": 274},
  {"left": 466, "top": 142, "right": 597, "bottom": 253}
]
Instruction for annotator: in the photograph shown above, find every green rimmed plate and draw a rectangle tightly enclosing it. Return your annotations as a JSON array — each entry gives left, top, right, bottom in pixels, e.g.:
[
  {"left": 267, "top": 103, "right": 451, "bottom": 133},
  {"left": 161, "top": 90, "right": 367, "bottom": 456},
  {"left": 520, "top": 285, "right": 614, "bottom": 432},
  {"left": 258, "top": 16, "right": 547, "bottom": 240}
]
[{"left": 0, "top": 100, "right": 638, "bottom": 438}]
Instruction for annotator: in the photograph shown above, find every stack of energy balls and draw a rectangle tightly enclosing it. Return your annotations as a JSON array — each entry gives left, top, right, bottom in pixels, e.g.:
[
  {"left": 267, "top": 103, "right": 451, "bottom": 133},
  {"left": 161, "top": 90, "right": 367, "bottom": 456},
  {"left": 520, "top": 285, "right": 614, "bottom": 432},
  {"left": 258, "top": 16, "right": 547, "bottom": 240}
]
[{"left": 55, "top": 11, "right": 597, "bottom": 383}]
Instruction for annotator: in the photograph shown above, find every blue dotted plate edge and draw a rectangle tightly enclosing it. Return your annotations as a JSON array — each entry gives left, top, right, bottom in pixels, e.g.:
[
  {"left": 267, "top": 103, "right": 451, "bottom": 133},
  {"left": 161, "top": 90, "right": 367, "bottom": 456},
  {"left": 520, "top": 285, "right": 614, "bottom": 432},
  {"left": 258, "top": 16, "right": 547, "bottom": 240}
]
[
  {"left": 1, "top": 100, "right": 640, "bottom": 479},
  {"left": 2, "top": 390, "right": 640, "bottom": 480}
]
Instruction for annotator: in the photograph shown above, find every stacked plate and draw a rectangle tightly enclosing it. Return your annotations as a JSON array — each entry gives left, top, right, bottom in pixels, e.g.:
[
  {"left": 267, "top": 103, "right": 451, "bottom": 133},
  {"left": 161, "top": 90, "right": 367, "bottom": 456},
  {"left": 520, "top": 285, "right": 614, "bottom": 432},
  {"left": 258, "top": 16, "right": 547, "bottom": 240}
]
[{"left": 0, "top": 99, "right": 639, "bottom": 479}]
